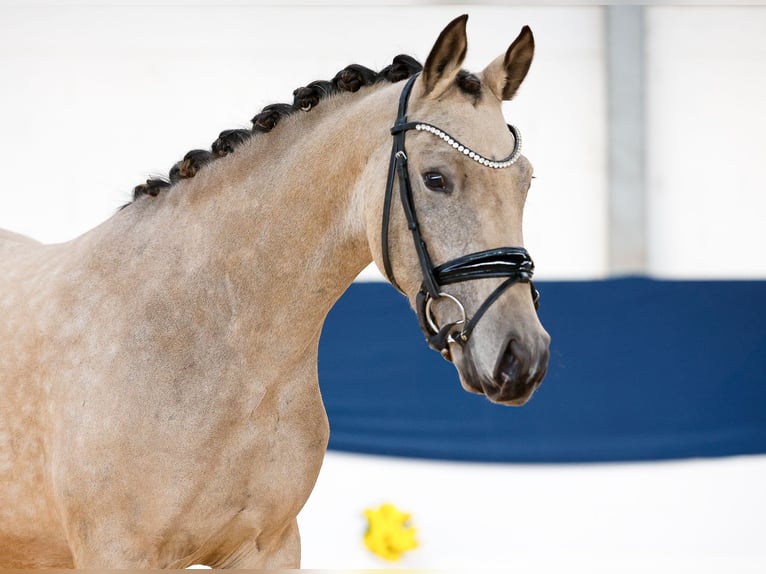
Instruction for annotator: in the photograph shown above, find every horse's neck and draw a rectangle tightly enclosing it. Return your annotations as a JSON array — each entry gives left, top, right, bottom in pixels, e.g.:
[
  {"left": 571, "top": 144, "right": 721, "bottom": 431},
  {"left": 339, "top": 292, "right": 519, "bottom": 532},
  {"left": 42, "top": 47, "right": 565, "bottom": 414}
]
[{"left": 96, "top": 85, "right": 396, "bottom": 363}]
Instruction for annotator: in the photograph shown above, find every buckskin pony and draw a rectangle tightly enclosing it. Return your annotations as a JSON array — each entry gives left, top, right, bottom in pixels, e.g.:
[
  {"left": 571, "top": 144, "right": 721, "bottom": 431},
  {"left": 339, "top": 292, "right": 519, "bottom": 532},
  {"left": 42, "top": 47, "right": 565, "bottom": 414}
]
[{"left": 0, "top": 15, "right": 549, "bottom": 568}]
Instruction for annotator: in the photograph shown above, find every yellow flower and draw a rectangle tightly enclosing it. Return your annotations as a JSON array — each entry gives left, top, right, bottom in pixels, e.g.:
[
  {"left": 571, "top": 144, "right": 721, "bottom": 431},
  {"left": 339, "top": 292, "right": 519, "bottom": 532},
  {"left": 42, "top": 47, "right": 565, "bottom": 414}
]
[{"left": 363, "top": 503, "right": 418, "bottom": 561}]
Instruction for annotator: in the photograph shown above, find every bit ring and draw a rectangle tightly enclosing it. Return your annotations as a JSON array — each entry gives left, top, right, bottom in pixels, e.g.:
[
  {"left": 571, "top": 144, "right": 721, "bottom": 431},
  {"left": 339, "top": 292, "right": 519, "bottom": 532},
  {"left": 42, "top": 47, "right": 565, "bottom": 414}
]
[{"left": 425, "top": 292, "right": 466, "bottom": 334}]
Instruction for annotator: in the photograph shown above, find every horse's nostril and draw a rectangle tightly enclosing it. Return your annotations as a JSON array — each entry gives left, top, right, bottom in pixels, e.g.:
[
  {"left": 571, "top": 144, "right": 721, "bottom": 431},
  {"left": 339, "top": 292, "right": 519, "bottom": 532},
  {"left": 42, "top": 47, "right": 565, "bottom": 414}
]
[
  {"left": 497, "top": 341, "right": 522, "bottom": 385},
  {"left": 492, "top": 339, "right": 542, "bottom": 402}
]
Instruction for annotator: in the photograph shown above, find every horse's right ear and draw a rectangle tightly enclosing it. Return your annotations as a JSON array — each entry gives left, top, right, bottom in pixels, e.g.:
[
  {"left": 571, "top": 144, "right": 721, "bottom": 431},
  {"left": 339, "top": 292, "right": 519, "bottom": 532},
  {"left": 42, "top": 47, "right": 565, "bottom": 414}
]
[{"left": 421, "top": 14, "right": 469, "bottom": 97}]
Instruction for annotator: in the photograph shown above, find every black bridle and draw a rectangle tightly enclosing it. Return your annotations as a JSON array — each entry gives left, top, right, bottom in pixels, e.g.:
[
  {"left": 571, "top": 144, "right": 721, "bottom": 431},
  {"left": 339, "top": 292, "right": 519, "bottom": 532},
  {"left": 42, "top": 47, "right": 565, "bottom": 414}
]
[{"left": 381, "top": 74, "right": 539, "bottom": 360}]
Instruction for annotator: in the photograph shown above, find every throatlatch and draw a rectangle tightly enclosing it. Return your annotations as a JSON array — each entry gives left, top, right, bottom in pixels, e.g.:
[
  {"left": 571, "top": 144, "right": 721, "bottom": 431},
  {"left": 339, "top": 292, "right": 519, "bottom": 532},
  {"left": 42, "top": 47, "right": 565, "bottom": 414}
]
[{"left": 381, "top": 74, "right": 539, "bottom": 360}]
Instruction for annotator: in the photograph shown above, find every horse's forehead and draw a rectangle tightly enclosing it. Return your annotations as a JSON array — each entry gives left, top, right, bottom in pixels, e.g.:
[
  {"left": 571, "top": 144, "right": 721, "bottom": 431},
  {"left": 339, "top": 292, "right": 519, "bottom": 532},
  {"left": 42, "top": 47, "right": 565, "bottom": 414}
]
[{"left": 414, "top": 88, "right": 514, "bottom": 156}]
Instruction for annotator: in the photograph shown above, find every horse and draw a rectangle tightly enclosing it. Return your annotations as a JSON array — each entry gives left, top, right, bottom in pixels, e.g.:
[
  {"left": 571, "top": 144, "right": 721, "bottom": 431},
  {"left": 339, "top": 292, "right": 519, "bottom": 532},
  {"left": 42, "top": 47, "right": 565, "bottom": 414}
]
[{"left": 0, "top": 15, "right": 550, "bottom": 568}]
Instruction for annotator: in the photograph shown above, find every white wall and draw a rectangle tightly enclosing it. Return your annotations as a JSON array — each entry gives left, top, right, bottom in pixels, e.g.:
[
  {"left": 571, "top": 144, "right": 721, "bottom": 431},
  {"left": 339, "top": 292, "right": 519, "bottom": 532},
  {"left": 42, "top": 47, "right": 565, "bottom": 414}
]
[
  {"left": 1, "top": 3, "right": 764, "bottom": 571},
  {"left": 0, "top": 4, "right": 607, "bottom": 279},
  {"left": 2, "top": 5, "right": 764, "bottom": 280},
  {"left": 646, "top": 7, "right": 766, "bottom": 278}
]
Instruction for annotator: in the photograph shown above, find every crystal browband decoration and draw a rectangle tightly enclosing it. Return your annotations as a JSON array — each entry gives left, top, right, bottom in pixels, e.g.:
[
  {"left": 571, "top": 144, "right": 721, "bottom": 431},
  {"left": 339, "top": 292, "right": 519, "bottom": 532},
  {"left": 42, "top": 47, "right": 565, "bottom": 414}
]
[{"left": 414, "top": 123, "right": 522, "bottom": 169}]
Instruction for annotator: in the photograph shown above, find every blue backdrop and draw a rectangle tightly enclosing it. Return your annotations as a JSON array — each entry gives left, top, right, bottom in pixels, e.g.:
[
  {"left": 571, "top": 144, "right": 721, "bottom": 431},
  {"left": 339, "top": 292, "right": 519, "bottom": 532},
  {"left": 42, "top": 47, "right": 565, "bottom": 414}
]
[{"left": 318, "top": 279, "right": 766, "bottom": 463}]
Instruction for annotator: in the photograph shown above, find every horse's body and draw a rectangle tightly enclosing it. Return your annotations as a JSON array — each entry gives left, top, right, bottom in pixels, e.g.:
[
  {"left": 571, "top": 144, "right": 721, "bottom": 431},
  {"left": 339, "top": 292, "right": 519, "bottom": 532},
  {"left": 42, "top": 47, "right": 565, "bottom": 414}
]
[{"left": 0, "top": 16, "right": 549, "bottom": 568}]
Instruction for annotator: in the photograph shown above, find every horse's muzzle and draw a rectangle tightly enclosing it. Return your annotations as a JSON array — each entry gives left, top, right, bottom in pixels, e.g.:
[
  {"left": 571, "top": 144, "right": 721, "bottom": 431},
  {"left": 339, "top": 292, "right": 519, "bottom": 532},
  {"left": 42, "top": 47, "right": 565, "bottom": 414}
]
[{"left": 487, "top": 335, "right": 550, "bottom": 405}]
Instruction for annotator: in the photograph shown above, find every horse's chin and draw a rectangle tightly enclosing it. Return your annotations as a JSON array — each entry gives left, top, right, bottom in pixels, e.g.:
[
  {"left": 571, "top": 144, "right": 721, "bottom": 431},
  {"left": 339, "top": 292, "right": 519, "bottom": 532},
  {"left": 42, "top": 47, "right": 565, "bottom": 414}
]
[{"left": 457, "top": 371, "right": 539, "bottom": 406}]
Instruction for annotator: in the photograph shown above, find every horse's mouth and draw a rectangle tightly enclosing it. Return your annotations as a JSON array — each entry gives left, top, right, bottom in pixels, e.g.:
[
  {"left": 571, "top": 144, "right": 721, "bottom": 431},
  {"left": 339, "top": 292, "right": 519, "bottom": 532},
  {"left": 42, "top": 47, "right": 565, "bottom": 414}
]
[
  {"left": 485, "top": 378, "right": 541, "bottom": 406},
  {"left": 458, "top": 338, "right": 548, "bottom": 406},
  {"left": 460, "top": 374, "right": 538, "bottom": 406}
]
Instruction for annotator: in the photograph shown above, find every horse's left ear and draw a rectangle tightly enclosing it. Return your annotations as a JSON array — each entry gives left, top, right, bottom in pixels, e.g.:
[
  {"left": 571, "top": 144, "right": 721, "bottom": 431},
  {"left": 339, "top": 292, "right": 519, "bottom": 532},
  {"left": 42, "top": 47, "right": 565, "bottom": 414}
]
[{"left": 482, "top": 26, "right": 535, "bottom": 101}]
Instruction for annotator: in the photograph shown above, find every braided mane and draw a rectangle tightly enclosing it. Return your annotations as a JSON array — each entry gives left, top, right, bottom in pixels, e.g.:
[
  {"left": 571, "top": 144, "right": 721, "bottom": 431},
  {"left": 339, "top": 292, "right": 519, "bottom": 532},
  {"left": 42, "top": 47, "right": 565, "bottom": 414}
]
[{"left": 127, "top": 55, "right": 423, "bottom": 206}]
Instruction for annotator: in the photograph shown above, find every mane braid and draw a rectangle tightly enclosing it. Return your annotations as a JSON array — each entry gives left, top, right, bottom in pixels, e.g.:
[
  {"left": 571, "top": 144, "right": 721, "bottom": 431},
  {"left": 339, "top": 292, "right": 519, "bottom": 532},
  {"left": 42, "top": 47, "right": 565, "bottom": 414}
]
[
  {"left": 125, "top": 54, "right": 423, "bottom": 207},
  {"left": 293, "top": 81, "right": 334, "bottom": 112},
  {"left": 212, "top": 129, "right": 252, "bottom": 157},
  {"left": 169, "top": 150, "right": 215, "bottom": 183}
]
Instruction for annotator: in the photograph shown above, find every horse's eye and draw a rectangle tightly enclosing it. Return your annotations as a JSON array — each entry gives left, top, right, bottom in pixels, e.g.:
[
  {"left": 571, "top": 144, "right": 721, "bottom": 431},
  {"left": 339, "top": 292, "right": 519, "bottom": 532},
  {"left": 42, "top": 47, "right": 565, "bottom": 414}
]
[{"left": 422, "top": 171, "right": 451, "bottom": 193}]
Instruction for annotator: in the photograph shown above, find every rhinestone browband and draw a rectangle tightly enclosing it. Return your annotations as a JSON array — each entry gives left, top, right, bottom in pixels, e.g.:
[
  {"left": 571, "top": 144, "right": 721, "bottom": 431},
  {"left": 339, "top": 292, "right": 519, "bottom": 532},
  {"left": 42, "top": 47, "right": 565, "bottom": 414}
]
[{"left": 414, "top": 122, "right": 522, "bottom": 169}]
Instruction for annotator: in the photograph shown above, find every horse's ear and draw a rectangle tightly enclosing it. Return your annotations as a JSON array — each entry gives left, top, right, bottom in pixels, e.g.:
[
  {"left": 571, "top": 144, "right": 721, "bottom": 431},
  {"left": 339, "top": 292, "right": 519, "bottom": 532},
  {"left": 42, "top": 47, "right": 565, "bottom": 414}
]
[
  {"left": 421, "top": 14, "right": 469, "bottom": 97},
  {"left": 482, "top": 25, "right": 535, "bottom": 101}
]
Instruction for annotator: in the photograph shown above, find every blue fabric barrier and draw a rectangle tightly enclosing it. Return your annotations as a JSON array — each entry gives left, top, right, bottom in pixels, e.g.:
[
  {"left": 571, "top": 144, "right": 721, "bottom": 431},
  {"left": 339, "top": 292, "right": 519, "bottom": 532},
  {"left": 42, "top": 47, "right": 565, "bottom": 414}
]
[{"left": 318, "top": 278, "right": 766, "bottom": 463}]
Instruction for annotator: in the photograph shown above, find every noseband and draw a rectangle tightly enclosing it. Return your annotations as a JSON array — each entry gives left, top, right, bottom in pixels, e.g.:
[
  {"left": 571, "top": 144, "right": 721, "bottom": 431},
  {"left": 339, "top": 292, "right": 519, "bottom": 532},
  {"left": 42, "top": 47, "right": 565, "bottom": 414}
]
[{"left": 381, "top": 74, "right": 539, "bottom": 360}]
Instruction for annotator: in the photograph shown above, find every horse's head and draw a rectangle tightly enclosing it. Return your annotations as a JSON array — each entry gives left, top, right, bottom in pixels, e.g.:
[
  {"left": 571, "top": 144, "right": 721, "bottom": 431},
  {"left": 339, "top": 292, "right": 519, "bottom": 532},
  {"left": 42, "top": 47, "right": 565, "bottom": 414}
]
[{"left": 368, "top": 15, "right": 550, "bottom": 406}]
